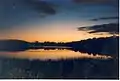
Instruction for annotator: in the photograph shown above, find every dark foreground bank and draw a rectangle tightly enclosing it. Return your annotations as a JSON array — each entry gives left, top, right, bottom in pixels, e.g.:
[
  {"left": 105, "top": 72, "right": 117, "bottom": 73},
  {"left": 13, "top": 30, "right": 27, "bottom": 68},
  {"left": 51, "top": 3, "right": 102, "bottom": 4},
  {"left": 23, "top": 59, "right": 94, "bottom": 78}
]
[{"left": 0, "top": 57, "right": 118, "bottom": 79}]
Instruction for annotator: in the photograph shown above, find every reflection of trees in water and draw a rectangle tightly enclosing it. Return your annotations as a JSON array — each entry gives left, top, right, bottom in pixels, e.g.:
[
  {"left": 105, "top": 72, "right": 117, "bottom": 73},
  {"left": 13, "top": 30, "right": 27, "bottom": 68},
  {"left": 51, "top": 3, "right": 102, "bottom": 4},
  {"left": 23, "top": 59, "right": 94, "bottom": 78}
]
[
  {"left": 0, "top": 36, "right": 118, "bottom": 57},
  {"left": 0, "top": 57, "right": 118, "bottom": 79}
]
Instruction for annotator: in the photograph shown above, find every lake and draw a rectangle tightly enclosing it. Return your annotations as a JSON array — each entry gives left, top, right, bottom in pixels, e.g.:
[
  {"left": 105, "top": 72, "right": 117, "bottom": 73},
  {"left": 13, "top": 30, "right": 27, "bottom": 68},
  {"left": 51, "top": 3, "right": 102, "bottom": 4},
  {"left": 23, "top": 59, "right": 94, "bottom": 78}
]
[
  {"left": 0, "top": 49, "right": 112, "bottom": 61},
  {"left": 0, "top": 49, "right": 118, "bottom": 79}
]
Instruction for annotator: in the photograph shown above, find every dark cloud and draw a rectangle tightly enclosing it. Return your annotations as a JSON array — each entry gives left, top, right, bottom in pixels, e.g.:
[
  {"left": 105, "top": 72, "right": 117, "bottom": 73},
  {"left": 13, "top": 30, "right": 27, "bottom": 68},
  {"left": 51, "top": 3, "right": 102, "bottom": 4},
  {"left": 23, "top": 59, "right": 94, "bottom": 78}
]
[
  {"left": 78, "top": 23, "right": 119, "bottom": 34},
  {"left": 0, "top": 0, "right": 56, "bottom": 28},
  {"left": 73, "top": 0, "right": 118, "bottom": 3},
  {"left": 90, "top": 16, "right": 119, "bottom": 21},
  {"left": 23, "top": 0, "right": 56, "bottom": 15},
  {"left": 73, "top": 0, "right": 106, "bottom": 3},
  {"left": 73, "top": 0, "right": 119, "bottom": 7}
]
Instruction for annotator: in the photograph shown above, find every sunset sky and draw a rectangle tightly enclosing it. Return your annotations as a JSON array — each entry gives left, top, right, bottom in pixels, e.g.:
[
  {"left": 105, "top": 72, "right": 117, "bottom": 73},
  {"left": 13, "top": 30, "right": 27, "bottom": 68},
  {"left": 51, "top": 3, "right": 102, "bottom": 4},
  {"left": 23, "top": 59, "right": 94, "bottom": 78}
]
[{"left": 0, "top": 0, "right": 118, "bottom": 42}]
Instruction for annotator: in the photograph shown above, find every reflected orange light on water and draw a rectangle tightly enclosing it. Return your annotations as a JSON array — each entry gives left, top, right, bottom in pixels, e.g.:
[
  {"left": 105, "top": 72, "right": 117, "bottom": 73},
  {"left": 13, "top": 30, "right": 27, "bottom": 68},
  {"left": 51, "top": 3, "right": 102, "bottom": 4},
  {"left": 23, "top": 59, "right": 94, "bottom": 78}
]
[{"left": 0, "top": 49, "right": 112, "bottom": 61}]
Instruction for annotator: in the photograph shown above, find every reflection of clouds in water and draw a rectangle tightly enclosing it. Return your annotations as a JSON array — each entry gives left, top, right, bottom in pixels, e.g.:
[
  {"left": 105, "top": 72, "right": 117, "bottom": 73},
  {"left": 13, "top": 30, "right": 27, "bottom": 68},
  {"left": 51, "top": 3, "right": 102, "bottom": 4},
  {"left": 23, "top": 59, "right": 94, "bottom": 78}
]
[{"left": 0, "top": 49, "right": 112, "bottom": 61}]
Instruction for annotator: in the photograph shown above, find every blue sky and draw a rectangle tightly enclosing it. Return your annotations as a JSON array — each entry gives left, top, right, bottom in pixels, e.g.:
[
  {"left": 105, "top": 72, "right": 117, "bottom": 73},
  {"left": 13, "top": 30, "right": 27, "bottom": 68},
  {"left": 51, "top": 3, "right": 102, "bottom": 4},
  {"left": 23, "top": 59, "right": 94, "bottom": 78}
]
[{"left": 0, "top": 0, "right": 118, "bottom": 42}]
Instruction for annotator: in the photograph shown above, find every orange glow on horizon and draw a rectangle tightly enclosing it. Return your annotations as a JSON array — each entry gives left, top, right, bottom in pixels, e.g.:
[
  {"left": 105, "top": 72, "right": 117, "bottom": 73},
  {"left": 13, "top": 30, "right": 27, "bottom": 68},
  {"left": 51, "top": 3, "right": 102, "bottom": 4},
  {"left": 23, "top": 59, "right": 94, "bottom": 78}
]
[
  {"left": 0, "top": 23, "right": 116, "bottom": 42},
  {"left": 0, "top": 31, "right": 113, "bottom": 42}
]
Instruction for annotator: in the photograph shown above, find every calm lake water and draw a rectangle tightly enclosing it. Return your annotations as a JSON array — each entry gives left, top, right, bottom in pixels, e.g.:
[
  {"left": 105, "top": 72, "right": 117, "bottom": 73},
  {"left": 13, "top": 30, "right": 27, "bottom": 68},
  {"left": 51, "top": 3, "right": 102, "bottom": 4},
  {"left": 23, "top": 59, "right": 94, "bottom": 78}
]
[
  {"left": 0, "top": 49, "right": 118, "bottom": 79},
  {"left": 0, "top": 49, "right": 112, "bottom": 61}
]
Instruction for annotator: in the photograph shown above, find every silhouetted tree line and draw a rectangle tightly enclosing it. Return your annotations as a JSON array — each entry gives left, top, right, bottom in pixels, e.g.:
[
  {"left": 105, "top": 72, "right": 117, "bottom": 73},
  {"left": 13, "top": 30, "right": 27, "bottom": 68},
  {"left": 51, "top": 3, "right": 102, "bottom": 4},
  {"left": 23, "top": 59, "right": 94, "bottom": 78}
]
[
  {"left": 31, "top": 36, "right": 119, "bottom": 57},
  {"left": 66, "top": 36, "right": 119, "bottom": 58},
  {"left": 0, "top": 36, "right": 119, "bottom": 57}
]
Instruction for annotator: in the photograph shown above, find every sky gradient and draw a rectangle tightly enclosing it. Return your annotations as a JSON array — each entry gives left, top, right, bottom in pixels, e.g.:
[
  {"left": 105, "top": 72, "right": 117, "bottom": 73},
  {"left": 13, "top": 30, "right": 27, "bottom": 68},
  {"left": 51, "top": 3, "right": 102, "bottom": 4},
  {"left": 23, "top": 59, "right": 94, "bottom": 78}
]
[{"left": 0, "top": 0, "right": 118, "bottom": 42}]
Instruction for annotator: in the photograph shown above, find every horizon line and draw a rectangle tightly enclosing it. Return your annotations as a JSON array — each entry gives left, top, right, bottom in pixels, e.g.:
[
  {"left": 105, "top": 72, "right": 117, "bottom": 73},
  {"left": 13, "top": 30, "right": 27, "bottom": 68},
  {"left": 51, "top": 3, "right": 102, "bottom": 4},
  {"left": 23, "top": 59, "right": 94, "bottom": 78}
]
[{"left": 0, "top": 36, "right": 118, "bottom": 43}]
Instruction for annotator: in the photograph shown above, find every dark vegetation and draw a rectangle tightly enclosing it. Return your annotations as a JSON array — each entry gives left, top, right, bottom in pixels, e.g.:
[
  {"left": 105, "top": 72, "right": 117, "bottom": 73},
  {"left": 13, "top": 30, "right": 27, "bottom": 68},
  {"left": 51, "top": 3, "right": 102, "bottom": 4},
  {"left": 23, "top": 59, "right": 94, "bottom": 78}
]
[
  {"left": 66, "top": 36, "right": 119, "bottom": 58},
  {"left": 0, "top": 36, "right": 119, "bottom": 58},
  {"left": 0, "top": 57, "right": 118, "bottom": 79}
]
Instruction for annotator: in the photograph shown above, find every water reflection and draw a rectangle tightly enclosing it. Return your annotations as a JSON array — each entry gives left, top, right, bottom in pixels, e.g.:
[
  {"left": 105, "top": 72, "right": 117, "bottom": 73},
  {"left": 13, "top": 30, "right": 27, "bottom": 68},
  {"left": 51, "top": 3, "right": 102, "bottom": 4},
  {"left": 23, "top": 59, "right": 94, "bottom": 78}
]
[
  {"left": 0, "top": 49, "right": 112, "bottom": 61},
  {"left": 0, "top": 49, "right": 118, "bottom": 79}
]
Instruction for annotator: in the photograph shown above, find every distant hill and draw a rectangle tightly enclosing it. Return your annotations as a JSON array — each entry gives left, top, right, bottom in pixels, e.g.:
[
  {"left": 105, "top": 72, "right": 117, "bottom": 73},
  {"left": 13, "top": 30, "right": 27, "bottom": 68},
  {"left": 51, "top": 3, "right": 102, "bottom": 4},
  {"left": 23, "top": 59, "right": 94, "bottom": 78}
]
[{"left": 0, "top": 39, "right": 30, "bottom": 51}]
